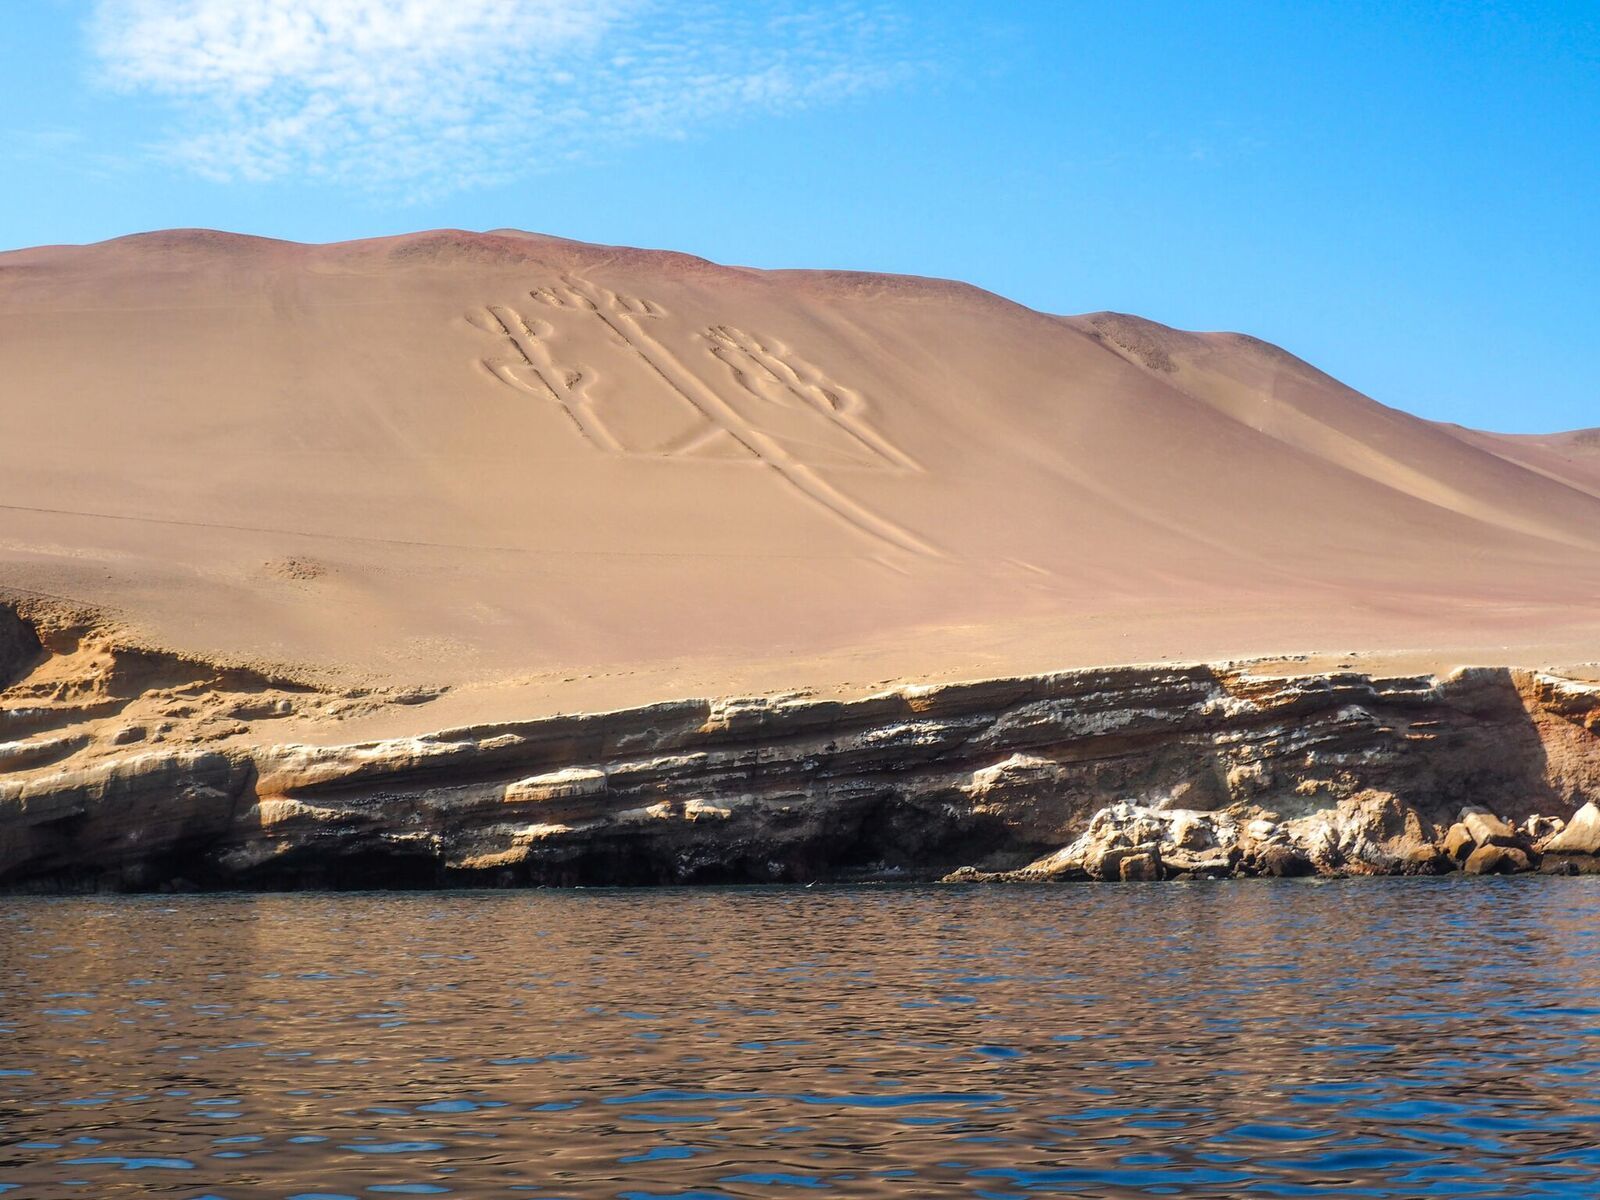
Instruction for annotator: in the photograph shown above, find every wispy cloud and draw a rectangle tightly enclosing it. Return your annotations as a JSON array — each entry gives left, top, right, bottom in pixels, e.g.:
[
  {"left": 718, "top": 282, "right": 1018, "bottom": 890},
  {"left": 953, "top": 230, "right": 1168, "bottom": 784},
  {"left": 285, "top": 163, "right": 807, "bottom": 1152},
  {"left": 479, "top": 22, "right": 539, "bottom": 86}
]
[{"left": 88, "top": 0, "right": 922, "bottom": 195}]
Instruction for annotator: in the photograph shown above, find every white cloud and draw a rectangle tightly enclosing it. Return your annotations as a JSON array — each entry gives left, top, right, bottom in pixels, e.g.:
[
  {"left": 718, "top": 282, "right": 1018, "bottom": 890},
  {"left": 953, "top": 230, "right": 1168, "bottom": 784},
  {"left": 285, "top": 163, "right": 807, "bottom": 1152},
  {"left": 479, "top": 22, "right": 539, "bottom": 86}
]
[{"left": 88, "top": 0, "right": 919, "bottom": 194}]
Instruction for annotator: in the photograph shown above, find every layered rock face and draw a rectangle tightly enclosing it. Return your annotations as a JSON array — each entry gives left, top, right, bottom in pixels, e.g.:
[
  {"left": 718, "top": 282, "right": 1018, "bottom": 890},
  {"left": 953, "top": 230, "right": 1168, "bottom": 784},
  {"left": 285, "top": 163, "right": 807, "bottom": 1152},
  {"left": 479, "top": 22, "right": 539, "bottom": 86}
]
[{"left": 3, "top": 606, "right": 1599, "bottom": 891}]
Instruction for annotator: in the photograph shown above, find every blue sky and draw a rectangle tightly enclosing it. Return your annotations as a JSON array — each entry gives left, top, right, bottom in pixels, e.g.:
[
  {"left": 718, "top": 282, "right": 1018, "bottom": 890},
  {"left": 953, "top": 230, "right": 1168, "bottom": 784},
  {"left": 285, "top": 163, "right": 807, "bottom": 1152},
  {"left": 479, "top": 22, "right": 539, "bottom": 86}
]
[{"left": 2, "top": 1, "right": 1596, "bottom": 433}]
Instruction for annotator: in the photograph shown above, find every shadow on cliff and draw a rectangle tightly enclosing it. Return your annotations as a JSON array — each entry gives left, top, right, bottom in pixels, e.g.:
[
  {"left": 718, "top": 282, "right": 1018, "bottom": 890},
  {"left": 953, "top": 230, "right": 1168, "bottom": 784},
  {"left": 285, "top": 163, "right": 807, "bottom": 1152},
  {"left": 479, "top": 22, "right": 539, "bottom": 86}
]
[
  {"left": 0, "top": 602, "right": 43, "bottom": 690},
  {"left": 1199, "top": 665, "right": 1581, "bottom": 832},
  {"left": 1378, "top": 667, "right": 1580, "bottom": 827},
  {"left": 211, "top": 784, "right": 1019, "bottom": 892}
]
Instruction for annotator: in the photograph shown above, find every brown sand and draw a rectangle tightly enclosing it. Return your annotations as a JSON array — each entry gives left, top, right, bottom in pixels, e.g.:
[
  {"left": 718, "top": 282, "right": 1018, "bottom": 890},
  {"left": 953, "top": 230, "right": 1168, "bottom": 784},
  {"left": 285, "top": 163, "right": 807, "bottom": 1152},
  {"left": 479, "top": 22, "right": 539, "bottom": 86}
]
[{"left": 2, "top": 228, "right": 1597, "bottom": 739}]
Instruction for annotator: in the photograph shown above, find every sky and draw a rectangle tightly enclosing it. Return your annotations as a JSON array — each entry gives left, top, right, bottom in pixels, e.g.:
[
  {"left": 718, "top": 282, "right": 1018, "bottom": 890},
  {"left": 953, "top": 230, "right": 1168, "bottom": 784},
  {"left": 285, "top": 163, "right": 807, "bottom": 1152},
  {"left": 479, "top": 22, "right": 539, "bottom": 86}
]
[{"left": 2, "top": 0, "right": 1596, "bottom": 433}]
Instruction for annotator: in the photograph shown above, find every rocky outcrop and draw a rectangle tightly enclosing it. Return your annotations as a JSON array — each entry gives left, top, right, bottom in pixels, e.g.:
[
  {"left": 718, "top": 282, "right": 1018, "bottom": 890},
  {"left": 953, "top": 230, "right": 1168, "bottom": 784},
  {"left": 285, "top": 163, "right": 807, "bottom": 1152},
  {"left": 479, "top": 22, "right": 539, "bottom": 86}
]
[
  {"left": 1542, "top": 801, "right": 1600, "bottom": 854},
  {"left": 0, "top": 750, "right": 249, "bottom": 888},
  {"left": 3, "top": 603, "right": 1600, "bottom": 890},
  {"left": 948, "top": 793, "right": 1456, "bottom": 883},
  {"left": 1531, "top": 800, "right": 1600, "bottom": 874}
]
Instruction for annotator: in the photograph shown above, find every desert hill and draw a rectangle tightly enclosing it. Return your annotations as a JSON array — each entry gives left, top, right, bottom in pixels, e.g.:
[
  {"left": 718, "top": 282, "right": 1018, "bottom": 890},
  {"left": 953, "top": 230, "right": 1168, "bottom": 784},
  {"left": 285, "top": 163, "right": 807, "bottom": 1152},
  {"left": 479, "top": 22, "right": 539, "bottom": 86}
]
[{"left": 2, "top": 228, "right": 1597, "bottom": 729}]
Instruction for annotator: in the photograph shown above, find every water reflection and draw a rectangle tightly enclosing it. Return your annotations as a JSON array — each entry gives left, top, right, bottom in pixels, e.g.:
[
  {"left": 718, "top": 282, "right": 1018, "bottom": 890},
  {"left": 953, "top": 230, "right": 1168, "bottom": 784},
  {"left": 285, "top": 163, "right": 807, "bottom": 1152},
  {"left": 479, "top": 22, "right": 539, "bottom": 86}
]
[{"left": 2, "top": 880, "right": 1600, "bottom": 1196}]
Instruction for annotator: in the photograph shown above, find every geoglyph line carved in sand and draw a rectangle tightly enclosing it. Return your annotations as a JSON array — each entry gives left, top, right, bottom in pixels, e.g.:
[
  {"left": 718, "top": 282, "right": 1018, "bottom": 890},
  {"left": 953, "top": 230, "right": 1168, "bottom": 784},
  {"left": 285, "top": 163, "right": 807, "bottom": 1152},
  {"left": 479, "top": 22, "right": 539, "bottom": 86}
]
[
  {"left": 701, "top": 324, "right": 922, "bottom": 472},
  {"left": 470, "top": 275, "right": 937, "bottom": 556},
  {"left": 466, "top": 304, "right": 623, "bottom": 453}
]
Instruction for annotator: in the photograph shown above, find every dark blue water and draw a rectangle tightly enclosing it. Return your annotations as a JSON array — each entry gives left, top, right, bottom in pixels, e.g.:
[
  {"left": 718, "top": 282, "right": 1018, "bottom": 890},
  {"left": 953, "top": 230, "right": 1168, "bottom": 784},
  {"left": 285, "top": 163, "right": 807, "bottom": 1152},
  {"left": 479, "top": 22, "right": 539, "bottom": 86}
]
[{"left": 4, "top": 879, "right": 1600, "bottom": 1197}]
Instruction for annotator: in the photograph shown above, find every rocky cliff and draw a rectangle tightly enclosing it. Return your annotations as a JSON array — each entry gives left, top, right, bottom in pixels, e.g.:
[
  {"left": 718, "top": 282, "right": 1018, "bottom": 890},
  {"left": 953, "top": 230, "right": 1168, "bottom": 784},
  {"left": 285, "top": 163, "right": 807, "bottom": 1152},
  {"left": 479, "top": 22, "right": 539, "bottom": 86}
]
[{"left": 3, "top": 602, "right": 1599, "bottom": 891}]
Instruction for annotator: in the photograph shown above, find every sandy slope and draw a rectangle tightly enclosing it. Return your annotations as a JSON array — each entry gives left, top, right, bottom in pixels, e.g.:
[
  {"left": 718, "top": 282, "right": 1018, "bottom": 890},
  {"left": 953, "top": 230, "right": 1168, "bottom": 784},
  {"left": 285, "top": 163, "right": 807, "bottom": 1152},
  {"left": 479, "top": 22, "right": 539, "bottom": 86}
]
[{"left": 1, "top": 228, "right": 1597, "bottom": 732}]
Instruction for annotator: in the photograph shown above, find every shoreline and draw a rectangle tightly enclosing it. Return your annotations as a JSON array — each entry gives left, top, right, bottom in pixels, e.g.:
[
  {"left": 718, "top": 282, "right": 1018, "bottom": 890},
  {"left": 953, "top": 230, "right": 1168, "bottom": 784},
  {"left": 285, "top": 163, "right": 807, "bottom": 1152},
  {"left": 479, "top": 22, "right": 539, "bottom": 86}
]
[{"left": 7, "top": 873, "right": 1600, "bottom": 898}]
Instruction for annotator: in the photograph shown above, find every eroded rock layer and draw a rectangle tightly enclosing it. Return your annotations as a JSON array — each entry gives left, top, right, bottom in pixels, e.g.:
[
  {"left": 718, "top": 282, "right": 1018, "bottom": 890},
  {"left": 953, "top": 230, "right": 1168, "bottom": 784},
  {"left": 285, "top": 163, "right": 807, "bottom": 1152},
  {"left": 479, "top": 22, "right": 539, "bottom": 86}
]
[{"left": 2, "top": 604, "right": 1599, "bottom": 891}]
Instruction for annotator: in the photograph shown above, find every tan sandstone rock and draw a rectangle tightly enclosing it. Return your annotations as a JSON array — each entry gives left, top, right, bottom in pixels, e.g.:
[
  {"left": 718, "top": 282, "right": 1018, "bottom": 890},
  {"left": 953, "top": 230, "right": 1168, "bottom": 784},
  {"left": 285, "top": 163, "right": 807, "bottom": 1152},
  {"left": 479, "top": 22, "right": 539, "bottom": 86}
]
[
  {"left": 1464, "top": 844, "right": 1533, "bottom": 875},
  {"left": 1525, "top": 815, "right": 1565, "bottom": 841},
  {"left": 1541, "top": 802, "right": 1600, "bottom": 855},
  {"left": 1443, "top": 823, "right": 1477, "bottom": 863},
  {"left": 1460, "top": 807, "right": 1518, "bottom": 847},
  {"left": 1161, "top": 847, "right": 1235, "bottom": 877},
  {"left": 1253, "top": 844, "right": 1315, "bottom": 877},
  {"left": 504, "top": 767, "right": 607, "bottom": 805},
  {"left": 1118, "top": 851, "right": 1162, "bottom": 882}
]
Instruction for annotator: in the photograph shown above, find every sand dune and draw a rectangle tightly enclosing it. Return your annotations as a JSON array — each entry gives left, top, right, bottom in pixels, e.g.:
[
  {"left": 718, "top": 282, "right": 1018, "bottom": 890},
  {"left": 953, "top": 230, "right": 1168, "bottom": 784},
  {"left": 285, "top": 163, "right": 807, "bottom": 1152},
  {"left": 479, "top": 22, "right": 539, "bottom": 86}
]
[
  {"left": 1445, "top": 426, "right": 1600, "bottom": 501},
  {"left": 2, "top": 228, "right": 1597, "bottom": 725}
]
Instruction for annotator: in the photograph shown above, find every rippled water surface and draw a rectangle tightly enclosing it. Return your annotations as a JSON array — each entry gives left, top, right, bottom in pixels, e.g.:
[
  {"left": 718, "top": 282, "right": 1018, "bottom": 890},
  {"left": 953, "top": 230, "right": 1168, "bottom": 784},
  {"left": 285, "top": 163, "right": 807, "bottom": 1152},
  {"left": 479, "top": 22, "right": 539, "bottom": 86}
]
[{"left": 5, "top": 880, "right": 1600, "bottom": 1197}]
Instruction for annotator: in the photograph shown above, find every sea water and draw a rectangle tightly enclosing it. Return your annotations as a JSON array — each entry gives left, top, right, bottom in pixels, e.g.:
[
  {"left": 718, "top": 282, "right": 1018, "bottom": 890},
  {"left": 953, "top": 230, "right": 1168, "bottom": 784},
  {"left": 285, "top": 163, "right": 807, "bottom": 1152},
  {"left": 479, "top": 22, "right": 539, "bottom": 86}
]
[{"left": 3, "top": 879, "right": 1600, "bottom": 1197}]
